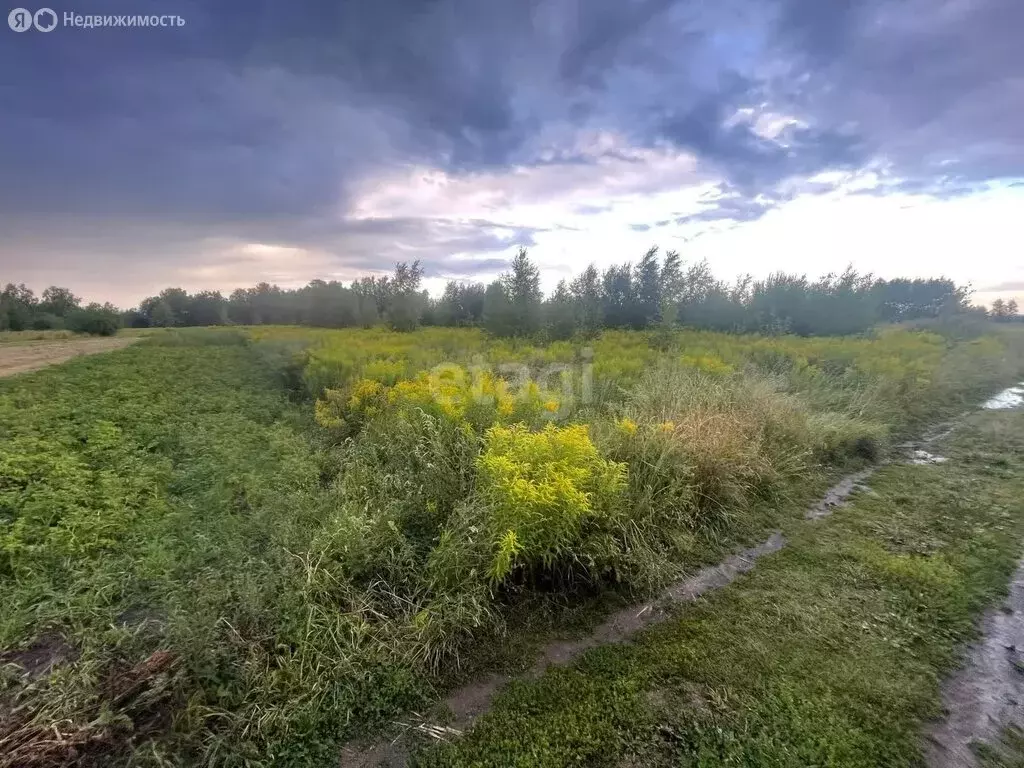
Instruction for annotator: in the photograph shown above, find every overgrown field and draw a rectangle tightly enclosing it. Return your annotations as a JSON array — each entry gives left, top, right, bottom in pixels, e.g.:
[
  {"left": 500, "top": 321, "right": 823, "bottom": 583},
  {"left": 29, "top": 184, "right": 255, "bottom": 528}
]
[
  {"left": 1, "top": 324, "right": 1023, "bottom": 766},
  {"left": 417, "top": 402, "right": 1024, "bottom": 766}
]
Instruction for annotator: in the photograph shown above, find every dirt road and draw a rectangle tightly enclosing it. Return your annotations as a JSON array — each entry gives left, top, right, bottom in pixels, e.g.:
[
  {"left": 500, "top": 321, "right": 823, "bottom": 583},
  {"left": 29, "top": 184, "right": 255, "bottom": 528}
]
[{"left": 0, "top": 337, "right": 138, "bottom": 378}]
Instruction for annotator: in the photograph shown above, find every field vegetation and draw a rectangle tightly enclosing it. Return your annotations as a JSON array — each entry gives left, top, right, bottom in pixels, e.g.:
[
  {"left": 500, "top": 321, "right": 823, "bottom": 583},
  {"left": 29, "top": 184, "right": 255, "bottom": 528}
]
[
  {"left": 418, "top": 405, "right": 1024, "bottom": 766},
  {"left": 1, "top": 315, "right": 1022, "bottom": 765}
]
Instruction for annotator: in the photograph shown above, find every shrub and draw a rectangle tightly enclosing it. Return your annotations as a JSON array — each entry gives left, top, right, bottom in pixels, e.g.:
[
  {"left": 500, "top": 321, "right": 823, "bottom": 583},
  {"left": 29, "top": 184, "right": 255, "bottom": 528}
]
[
  {"left": 66, "top": 303, "right": 121, "bottom": 336},
  {"left": 469, "top": 423, "right": 627, "bottom": 586}
]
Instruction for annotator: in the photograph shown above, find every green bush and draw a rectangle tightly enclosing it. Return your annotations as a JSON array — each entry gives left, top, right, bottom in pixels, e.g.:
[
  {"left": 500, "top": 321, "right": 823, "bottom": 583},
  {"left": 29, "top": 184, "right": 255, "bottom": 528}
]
[
  {"left": 472, "top": 423, "right": 627, "bottom": 585},
  {"left": 65, "top": 302, "right": 121, "bottom": 336}
]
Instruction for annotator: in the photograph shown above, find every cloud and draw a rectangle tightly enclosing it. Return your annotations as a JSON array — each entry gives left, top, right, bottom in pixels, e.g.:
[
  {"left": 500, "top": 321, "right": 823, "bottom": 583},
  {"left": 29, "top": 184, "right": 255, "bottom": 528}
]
[
  {"left": 0, "top": 0, "right": 1021, "bottom": 301},
  {"left": 981, "top": 281, "right": 1024, "bottom": 293}
]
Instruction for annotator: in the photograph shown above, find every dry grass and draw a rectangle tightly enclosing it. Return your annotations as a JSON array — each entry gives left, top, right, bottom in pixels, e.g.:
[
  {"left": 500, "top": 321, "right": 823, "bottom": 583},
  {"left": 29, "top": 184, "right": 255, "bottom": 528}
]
[{"left": 0, "top": 337, "right": 138, "bottom": 378}]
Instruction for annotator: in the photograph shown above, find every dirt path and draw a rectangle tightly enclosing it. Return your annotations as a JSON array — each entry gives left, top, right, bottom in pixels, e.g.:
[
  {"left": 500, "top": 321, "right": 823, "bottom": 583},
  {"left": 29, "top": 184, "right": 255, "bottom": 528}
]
[
  {"left": 926, "top": 559, "right": 1024, "bottom": 768},
  {"left": 340, "top": 474, "right": 872, "bottom": 768},
  {"left": 924, "top": 381, "right": 1024, "bottom": 768},
  {"left": 0, "top": 337, "right": 138, "bottom": 378},
  {"left": 341, "top": 386, "right": 1024, "bottom": 768}
]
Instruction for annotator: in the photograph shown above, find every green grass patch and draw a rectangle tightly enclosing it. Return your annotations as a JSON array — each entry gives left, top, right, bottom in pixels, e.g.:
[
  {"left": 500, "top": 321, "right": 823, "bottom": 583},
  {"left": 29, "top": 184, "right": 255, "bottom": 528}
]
[
  {"left": 0, "top": 326, "right": 1022, "bottom": 766},
  {"left": 416, "top": 409, "right": 1024, "bottom": 767}
]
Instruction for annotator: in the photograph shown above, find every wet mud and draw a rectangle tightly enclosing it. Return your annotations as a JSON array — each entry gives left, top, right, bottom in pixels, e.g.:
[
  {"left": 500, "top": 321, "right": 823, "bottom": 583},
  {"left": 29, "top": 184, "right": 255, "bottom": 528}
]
[
  {"left": 341, "top": 391, "right": 1021, "bottom": 767},
  {"left": 926, "top": 558, "right": 1024, "bottom": 768},
  {"left": 340, "top": 473, "right": 867, "bottom": 767}
]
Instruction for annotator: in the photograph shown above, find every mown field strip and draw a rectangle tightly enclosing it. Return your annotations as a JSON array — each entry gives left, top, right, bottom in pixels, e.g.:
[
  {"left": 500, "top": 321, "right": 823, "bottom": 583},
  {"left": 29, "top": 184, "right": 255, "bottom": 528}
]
[{"left": 0, "top": 336, "right": 138, "bottom": 377}]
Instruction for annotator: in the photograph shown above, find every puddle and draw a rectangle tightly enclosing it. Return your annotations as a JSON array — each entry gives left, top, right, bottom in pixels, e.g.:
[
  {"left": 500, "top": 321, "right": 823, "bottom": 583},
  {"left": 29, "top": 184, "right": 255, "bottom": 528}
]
[
  {"left": 341, "top": 467, "right": 873, "bottom": 767},
  {"left": 805, "top": 469, "right": 876, "bottom": 519},
  {"left": 340, "top": 532, "right": 789, "bottom": 768},
  {"left": 926, "top": 557, "right": 1024, "bottom": 768},
  {"left": 524, "top": 532, "right": 787, "bottom": 679},
  {"left": 983, "top": 384, "right": 1024, "bottom": 410},
  {"left": 343, "top": 395, "right": 1013, "bottom": 767},
  {"left": 911, "top": 450, "right": 949, "bottom": 465}
]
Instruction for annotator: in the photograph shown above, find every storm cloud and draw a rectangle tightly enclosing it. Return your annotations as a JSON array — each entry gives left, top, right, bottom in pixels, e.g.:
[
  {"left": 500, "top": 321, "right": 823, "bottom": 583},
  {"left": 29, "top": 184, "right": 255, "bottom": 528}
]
[{"left": 1, "top": 0, "right": 1020, "bottom": 304}]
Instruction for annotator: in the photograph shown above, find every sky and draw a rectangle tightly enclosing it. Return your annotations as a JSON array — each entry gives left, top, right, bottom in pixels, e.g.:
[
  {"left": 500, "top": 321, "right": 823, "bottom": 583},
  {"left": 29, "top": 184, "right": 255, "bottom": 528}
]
[{"left": 1, "top": 0, "right": 1022, "bottom": 309}]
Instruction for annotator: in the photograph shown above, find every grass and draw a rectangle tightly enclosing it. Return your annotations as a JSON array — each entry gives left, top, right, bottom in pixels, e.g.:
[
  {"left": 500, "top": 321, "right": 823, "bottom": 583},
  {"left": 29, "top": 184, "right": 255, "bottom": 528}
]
[
  {"left": 415, "top": 407, "right": 1024, "bottom": 766},
  {"left": 0, "top": 328, "right": 159, "bottom": 343},
  {"left": 0, "top": 330, "right": 80, "bottom": 344},
  {"left": 0, "top": 324, "right": 1022, "bottom": 766},
  {"left": 0, "top": 332, "right": 334, "bottom": 765},
  {"left": 977, "top": 727, "right": 1024, "bottom": 767}
]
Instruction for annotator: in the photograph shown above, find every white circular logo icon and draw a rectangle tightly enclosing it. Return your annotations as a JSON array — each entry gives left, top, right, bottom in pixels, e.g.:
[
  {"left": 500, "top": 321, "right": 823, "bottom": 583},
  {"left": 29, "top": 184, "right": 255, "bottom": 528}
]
[
  {"left": 33, "top": 7, "right": 56, "bottom": 31},
  {"left": 8, "top": 7, "right": 33, "bottom": 31}
]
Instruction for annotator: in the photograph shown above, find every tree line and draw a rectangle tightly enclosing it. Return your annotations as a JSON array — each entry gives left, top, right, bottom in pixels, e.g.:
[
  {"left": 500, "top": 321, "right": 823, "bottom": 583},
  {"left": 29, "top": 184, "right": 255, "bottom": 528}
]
[
  {"left": 990, "top": 297, "right": 1022, "bottom": 322},
  {"left": 0, "top": 285, "right": 121, "bottom": 335},
  {"left": 3, "top": 247, "right": 1013, "bottom": 337}
]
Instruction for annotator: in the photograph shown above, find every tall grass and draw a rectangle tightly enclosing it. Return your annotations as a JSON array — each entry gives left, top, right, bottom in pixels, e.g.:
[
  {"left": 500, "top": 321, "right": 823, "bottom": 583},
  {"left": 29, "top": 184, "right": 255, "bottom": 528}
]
[{"left": 1, "top": 324, "right": 1022, "bottom": 765}]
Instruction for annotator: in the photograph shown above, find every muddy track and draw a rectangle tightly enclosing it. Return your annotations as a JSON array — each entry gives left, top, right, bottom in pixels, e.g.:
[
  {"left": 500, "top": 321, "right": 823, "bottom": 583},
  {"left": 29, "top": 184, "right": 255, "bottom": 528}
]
[
  {"left": 926, "top": 559, "right": 1024, "bottom": 768},
  {"left": 340, "top": 384, "right": 1023, "bottom": 768},
  {"left": 925, "top": 381, "right": 1024, "bottom": 768},
  {"left": 341, "top": 476, "right": 877, "bottom": 767}
]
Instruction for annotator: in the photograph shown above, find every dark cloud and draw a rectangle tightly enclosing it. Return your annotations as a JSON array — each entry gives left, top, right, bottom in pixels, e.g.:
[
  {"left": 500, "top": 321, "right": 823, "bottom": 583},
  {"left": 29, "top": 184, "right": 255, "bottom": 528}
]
[
  {"left": 0, "top": 0, "right": 1020, "bottom": 296},
  {"left": 675, "top": 193, "right": 776, "bottom": 226},
  {"left": 768, "top": 0, "right": 1024, "bottom": 184}
]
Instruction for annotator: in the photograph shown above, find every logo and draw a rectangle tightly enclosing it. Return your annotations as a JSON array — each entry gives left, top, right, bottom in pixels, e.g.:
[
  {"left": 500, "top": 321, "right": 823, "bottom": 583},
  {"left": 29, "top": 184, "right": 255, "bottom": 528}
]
[
  {"left": 7, "top": 7, "right": 31, "bottom": 30},
  {"left": 8, "top": 6, "right": 55, "bottom": 30},
  {"left": 33, "top": 7, "right": 55, "bottom": 30}
]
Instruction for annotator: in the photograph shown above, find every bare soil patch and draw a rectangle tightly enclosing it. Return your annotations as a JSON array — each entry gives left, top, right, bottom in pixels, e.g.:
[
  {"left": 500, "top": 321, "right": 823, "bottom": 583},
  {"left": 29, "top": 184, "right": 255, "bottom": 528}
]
[{"left": 0, "top": 337, "right": 138, "bottom": 378}]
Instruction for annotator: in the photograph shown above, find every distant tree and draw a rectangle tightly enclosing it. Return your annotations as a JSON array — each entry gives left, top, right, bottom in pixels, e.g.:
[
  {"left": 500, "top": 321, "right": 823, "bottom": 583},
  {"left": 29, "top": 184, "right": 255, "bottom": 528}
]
[
  {"left": 0, "top": 283, "right": 37, "bottom": 331},
  {"left": 436, "top": 280, "right": 487, "bottom": 327},
  {"left": 189, "top": 290, "right": 228, "bottom": 326},
  {"left": 40, "top": 286, "right": 81, "bottom": 318},
  {"left": 149, "top": 300, "right": 176, "bottom": 328},
  {"left": 227, "top": 289, "right": 255, "bottom": 325},
  {"left": 991, "top": 297, "right": 1020, "bottom": 322},
  {"left": 356, "top": 291, "right": 379, "bottom": 328},
  {"left": 386, "top": 261, "right": 426, "bottom": 331},
  {"left": 659, "top": 250, "right": 684, "bottom": 325},
  {"left": 299, "top": 280, "right": 358, "bottom": 328},
  {"left": 633, "top": 246, "right": 662, "bottom": 328},
  {"left": 569, "top": 264, "right": 604, "bottom": 337},
  {"left": 544, "top": 280, "right": 577, "bottom": 340},
  {"left": 482, "top": 280, "right": 515, "bottom": 337},
  {"left": 601, "top": 263, "right": 635, "bottom": 329},
  {"left": 804, "top": 267, "right": 876, "bottom": 336},
  {"left": 249, "top": 283, "right": 294, "bottom": 326},
  {"left": 158, "top": 287, "right": 191, "bottom": 326},
  {"left": 121, "top": 308, "right": 149, "bottom": 328},
  {"left": 873, "top": 278, "right": 968, "bottom": 322},
  {"left": 67, "top": 303, "right": 121, "bottom": 336},
  {"left": 1, "top": 246, "right": 984, "bottom": 337},
  {"left": 748, "top": 273, "right": 808, "bottom": 334},
  {"left": 496, "top": 248, "right": 542, "bottom": 336},
  {"left": 419, "top": 293, "right": 439, "bottom": 326}
]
